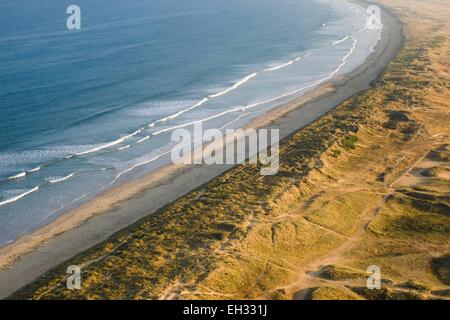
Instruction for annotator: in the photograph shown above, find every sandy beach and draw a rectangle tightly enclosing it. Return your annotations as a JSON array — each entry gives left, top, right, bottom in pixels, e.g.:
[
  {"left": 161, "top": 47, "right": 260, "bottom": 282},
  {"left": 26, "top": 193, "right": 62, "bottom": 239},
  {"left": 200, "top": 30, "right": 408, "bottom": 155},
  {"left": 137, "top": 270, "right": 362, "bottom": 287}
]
[{"left": 0, "top": 2, "right": 403, "bottom": 299}]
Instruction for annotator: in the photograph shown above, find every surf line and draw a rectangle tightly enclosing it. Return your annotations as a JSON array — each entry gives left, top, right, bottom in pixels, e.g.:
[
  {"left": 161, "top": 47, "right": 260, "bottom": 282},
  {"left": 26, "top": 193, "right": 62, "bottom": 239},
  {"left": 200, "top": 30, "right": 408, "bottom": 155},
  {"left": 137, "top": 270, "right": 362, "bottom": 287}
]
[
  {"left": 208, "top": 72, "right": 257, "bottom": 98},
  {"left": 0, "top": 186, "right": 39, "bottom": 207},
  {"left": 48, "top": 172, "right": 76, "bottom": 184},
  {"left": 241, "top": 37, "right": 358, "bottom": 112},
  {"left": 150, "top": 97, "right": 209, "bottom": 126},
  {"left": 263, "top": 56, "right": 303, "bottom": 72},
  {"left": 7, "top": 166, "right": 42, "bottom": 180},
  {"left": 118, "top": 145, "right": 130, "bottom": 151},
  {"left": 74, "top": 128, "right": 144, "bottom": 156},
  {"left": 8, "top": 172, "right": 26, "bottom": 180},
  {"left": 152, "top": 37, "right": 358, "bottom": 137},
  {"left": 137, "top": 136, "right": 150, "bottom": 143},
  {"left": 332, "top": 35, "right": 350, "bottom": 46}
]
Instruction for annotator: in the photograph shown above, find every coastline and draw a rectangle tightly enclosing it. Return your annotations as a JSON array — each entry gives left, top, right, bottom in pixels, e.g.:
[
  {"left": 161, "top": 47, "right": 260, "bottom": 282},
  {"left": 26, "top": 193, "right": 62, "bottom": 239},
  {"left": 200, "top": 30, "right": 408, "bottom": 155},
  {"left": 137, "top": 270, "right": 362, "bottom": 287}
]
[{"left": 0, "top": 2, "right": 403, "bottom": 299}]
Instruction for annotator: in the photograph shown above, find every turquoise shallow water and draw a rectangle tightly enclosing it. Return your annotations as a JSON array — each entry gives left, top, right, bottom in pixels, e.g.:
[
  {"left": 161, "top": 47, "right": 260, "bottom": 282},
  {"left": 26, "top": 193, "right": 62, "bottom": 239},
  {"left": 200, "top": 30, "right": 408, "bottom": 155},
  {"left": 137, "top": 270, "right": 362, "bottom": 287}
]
[{"left": 0, "top": 0, "right": 380, "bottom": 245}]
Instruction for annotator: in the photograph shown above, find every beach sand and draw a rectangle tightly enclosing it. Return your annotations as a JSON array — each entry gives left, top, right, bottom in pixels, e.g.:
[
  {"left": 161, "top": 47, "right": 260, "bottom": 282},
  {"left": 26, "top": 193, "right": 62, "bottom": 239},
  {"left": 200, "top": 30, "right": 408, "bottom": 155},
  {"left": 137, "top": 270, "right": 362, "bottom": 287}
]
[{"left": 0, "top": 1, "right": 403, "bottom": 299}]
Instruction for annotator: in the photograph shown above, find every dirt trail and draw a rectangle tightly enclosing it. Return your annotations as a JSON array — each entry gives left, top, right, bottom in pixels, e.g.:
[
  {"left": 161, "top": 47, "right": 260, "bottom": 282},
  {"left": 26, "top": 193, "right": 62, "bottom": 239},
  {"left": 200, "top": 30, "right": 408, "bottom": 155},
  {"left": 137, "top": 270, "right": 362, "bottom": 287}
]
[{"left": 292, "top": 148, "right": 434, "bottom": 300}]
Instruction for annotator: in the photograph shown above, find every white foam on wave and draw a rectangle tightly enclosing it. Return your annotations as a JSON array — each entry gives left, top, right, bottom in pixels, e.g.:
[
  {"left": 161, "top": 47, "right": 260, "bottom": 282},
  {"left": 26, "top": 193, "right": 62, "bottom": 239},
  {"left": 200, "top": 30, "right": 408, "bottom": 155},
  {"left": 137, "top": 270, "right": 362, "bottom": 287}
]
[
  {"left": 74, "top": 128, "right": 143, "bottom": 156},
  {"left": 0, "top": 187, "right": 39, "bottom": 207},
  {"left": 264, "top": 55, "right": 304, "bottom": 72},
  {"left": 8, "top": 172, "right": 26, "bottom": 180},
  {"left": 118, "top": 145, "right": 130, "bottom": 151},
  {"left": 47, "top": 172, "right": 76, "bottom": 184},
  {"left": 208, "top": 73, "right": 258, "bottom": 98},
  {"left": 264, "top": 60, "right": 294, "bottom": 72},
  {"left": 28, "top": 167, "right": 41, "bottom": 173},
  {"left": 152, "top": 97, "right": 209, "bottom": 125},
  {"left": 137, "top": 136, "right": 150, "bottom": 143},
  {"left": 332, "top": 36, "right": 350, "bottom": 46}
]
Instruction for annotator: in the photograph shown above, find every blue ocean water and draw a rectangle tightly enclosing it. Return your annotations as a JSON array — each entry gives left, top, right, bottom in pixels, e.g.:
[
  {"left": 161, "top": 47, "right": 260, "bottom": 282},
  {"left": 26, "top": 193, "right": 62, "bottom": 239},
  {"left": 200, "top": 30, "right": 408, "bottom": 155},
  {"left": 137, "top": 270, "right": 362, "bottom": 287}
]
[{"left": 0, "top": 0, "right": 381, "bottom": 245}]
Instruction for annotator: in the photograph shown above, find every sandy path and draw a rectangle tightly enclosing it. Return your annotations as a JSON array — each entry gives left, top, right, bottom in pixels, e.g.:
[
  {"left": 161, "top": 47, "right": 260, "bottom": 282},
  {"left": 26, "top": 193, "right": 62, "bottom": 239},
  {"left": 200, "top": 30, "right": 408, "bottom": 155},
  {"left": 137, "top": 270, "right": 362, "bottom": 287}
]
[{"left": 292, "top": 147, "right": 434, "bottom": 300}]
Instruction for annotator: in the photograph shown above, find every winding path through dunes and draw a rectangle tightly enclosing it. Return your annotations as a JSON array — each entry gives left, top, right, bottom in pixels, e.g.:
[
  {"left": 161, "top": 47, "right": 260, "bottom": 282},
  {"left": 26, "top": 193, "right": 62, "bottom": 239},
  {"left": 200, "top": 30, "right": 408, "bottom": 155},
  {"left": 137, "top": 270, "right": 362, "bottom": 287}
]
[{"left": 292, "top": 147, "right": 434, "bottom": 300}]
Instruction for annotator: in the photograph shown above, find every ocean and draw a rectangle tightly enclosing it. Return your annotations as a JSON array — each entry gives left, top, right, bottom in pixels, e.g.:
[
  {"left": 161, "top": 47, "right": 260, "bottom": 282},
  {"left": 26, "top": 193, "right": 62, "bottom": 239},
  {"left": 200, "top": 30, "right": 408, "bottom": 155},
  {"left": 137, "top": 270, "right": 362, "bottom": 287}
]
[{"left": 0, "top": 0, "right": 381, "bottom": 245}]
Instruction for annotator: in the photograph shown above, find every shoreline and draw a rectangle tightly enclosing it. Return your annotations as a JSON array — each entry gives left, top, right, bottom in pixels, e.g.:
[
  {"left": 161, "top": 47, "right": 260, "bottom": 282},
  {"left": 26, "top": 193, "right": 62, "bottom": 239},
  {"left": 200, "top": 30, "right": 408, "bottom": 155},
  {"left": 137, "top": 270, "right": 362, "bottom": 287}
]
[{"left": 0, "top": 2, "right": 403, "bottom": 299}]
